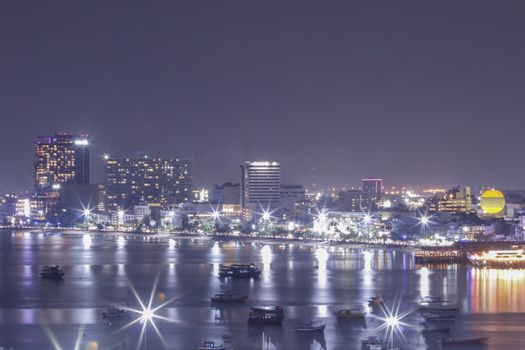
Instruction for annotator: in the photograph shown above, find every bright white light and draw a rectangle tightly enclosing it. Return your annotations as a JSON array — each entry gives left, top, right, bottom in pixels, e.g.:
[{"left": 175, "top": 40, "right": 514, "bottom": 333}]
[
  {"left": 168, "top": 239, "right": 176, "bottom": 249},
  {"left": 363, "top": 214, "right": 371, "bottom": 224},
  {"left": 74, "top": 139, "right": 88, "bottom": 146},
  {"left": 386, "top": 315, "right": 400, "bottom": 327},
  {"left": 142, "top": 308, "right": 153, "bottom": 322},
  {"left": 83, "top": 209, "right": 91, "bottom": 217},
  {"left": 52, "top": 184, "right": 61, "bottom": 190},
  {"left": 103, "top": 154, "right": 110, "bottom": 160},
  {"left": 261, "top": 211, "right": 271, "bottom": 221},
  {"left": 420, "top": 216, "right": 429, "bottom": 225},
  {"left": 117, "top": 236, "right": 125, "bottom": 248}
]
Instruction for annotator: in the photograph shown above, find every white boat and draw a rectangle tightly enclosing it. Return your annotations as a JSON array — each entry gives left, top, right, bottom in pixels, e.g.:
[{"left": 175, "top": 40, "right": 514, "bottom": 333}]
[{"left": 199, "top": 341, "right": 231, "bottom": 350}]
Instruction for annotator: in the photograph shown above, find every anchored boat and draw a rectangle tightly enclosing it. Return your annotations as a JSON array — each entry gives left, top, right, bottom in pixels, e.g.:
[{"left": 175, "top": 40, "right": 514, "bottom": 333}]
[
  {"left": 40, "top": 265, "right": 65, "bottom": 280},
  {"left": 219, "top": 264, "right": 261, "bottom": 279}
]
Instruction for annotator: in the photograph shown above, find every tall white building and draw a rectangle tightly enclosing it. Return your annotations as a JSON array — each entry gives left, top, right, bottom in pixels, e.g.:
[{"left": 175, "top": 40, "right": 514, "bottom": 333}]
[{"left": 241, "top": 161, "right": 280, "bottom": 219}]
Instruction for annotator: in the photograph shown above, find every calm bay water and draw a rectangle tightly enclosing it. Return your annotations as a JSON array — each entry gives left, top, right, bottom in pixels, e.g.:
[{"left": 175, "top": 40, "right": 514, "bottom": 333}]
[{"left": 0, "top": 230, "right": 524, "bottom": 349}]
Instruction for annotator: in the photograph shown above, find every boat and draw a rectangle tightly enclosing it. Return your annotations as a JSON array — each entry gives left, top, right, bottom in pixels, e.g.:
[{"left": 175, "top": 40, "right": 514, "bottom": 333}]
[
  {"left": 211, "top": 292, "right": 247, "bottom": 303},
  {"left": 361, "top": 336, "right": 388, "bottom": 350},
  {"left": 247, "top": 305, "right": 284, "bottom": 324},
  {"left": 334, "top": 309, "right": 366, "bottom": 319},
  {"left": 368, "top": 297, "right": 385, "bottom": 306},
  {"left": 40, "top": 265, "right": 65, "bottom": 279},
  {"left": 442, "top": 336, "right": 489, "bottom": 346},
  {"left": 102, "top": 307, "right": 130, "bottom": 319},
  {"left": 198, "top": 341, "right": 231, "bottom": 350},
  {"left": 219, "top": 264, "right": 261, "bottom": 279},
  {"left": 296, "top": 319, "right": 326, "bottom": 333},
  {"left": 418, "top": 303, "right": 459, "bottom": 312},
  {"left": 469, "top": 249, "right": 525, "bottom": 267}
]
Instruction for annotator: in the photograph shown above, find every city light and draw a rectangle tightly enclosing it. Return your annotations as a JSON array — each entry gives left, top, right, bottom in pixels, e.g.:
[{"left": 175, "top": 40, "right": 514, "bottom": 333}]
[
  {"left": 363, "top": 213, "right": 372, "bottom": 224},
  {"left": 103, "top": 154, "right": 110, "bottom": 160},
  {"left": 420, "top": 216, "right": 429, "bottom": 225}
]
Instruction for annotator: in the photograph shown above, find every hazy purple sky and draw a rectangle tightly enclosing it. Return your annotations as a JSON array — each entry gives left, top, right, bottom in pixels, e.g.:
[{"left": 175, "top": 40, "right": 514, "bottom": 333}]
[{"left": 1, "top": 1, "right": 524, "bottom": 192}]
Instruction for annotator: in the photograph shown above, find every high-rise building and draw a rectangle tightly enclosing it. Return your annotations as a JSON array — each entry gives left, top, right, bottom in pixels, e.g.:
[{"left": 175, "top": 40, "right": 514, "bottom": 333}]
[
  {"left": 280, "top": 184, "right": 306, "bottom": 212},
  {"left": 241, "top": 161, "right": 280, "bottom": 218},
  {"left": 34, "top": 133, "right": 89, "bottom": 189},
  {"left": 362, "top": 178, "right": 383, "bottom": 196},
  {"left": 104, "top": 154, "right": 192, "bottom": 211},
  {"left": 338, "top": 190, "right": 371, "bottom": 212}
]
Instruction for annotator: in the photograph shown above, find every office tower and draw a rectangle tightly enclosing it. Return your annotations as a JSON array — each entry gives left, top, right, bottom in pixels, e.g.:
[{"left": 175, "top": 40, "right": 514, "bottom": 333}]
[
  {"left": 241, "top": 161, "right": 280, "bottom": 218},
  {"left": 338, "top": 190, "right": 371, "bottom": 212},
  {"left": 104, "top": 154, "right": 192, "bottom": 211},
  {"left": 34, "top": 132, "right": 90, "bottom": 189},
  {"left": 280, "top": 184, "right": 306, "bottom": 212},
  {"left": 362, "top": 178, "right": 383, "bottom": 196}
]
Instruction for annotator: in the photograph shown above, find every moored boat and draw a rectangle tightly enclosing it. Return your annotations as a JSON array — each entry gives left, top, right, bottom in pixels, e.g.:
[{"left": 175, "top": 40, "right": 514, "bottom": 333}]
[
  {"left": 441, "top": 336, "right": 489, "bottom": 346},
  {"left": 334, "top": 309, "right": 366, "bottom": 319},
  {"left": 296, "top": 319, "right": 325, "bottom": 333},
  {"left": 361, "top": 336, "right": 388, "bottom": 350},
  {"left": 219, "top": 264, "right": 261, "bottom": 279},
  {"left": 40, "top": 265, "right": 65, "bottom": 280},
  {"left": 247, "top": 305, "right": 284, "bottom": 324},
  {"left": 211, "top": 292, "right": 247, "bottom": 303},
  {"left": 102, "top": 307, "right": 130, "bottom": 319},
  {"left": 198, "top": 341, "right": 231, "bottom": 350}
]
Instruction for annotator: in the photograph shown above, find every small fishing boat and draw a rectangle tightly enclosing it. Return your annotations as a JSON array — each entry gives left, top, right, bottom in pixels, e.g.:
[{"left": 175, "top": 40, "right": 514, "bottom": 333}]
[
  {"left": 40, "top": 265, "right": 65, "bottom": 280},
  {"left": 211, "top": 292, "right": 247, "bottom": 303},
  {"left": 102, "top": 307, "right": 130, "bottom": 319},
  {"left": 334, "top": 309, "right": 366, "bottom": 319},
  {"left": 296, "top": 319, "right": 326, "bottom": 333},
  {"left": 198, "top": 341, "right": 231, "bottom": 350},
  {"left": 441, "top": 336, "right": 489, "bottom": 346}
]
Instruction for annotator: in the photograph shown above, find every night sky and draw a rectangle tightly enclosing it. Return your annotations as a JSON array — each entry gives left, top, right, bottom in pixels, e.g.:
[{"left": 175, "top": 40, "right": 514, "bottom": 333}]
[{"left": 1, "top": 1, "right": 524, "bottom": 192}]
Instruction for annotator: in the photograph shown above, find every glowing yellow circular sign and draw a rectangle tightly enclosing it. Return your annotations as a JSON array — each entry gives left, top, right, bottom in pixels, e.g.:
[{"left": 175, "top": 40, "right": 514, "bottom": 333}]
[{"left": 480, "top": 189, "right": 505, "bottom": 214}]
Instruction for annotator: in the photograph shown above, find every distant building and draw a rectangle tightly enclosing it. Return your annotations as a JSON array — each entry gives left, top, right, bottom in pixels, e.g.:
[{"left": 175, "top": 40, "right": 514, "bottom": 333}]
[
  {"left": 338, "top": 190, "right": 370, "bottom": 212},
  {"left": 362, "top": 178, "right": 383, "bottom": 195},
  {"left": 34, "top": 132, "right": 89, "bottom": 190},
  {"left": 241, "top": 161, "right": 280, "bottom": 218},
  {"left": 212, "top": 183, "right": 240, "bottom": 205},
  {"left": 104, "top": 153, "right": 192, "bottom": 211},
  {"left": 192, "top": 189, "right": 209, "bottom": 203},
  {"left": 430, "top": 186, "right": 472, "bottom": 213}
]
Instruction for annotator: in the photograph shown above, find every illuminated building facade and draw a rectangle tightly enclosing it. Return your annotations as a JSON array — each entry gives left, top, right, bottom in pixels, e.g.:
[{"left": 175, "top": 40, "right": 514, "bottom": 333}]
[
  {"left": 241, "top": 161, "right": 280, "bottom": 218},
  {"left": 104, "top": 154, "right": 192, "bottom": 211},
  {"left": 430, "top": 186, "right": 472, "bottom": 213},
  {"left": 34, "top": 133, "right": 89, "bottom": 189}
]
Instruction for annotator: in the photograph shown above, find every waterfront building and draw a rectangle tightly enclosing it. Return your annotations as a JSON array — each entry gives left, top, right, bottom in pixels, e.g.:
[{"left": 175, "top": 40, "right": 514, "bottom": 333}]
[
  {"left": 56, "top": 184, "right": 103, "bottom": 226},
  {"left": 104, "top": 153, "right": 192, "bottom": 211},
  {"left": 34, "top": 133, "right": 89, "bottom": 190},
  {"left": 430, "top": 186, "right": 472, "bottom": 213},
  {"left": 240, "top": 161, "right": 280, "bottom": 219}
]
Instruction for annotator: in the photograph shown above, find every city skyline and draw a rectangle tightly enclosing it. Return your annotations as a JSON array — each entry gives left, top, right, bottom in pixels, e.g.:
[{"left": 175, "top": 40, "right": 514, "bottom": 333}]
[{"left": 1, "top": 1, "right": 525, "bottom": 192}]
